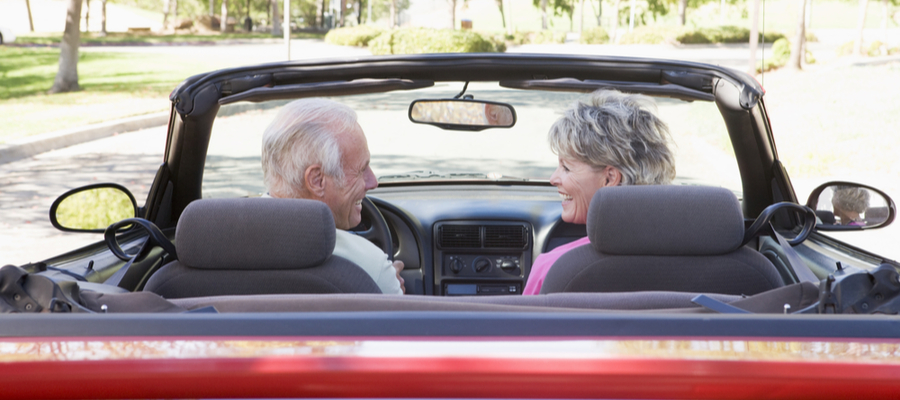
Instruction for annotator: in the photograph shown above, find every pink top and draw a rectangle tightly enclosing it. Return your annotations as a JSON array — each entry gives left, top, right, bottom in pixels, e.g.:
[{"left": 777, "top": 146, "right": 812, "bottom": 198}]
[{"left": 523, "top": 236, "right": 592, "bottom": 295}]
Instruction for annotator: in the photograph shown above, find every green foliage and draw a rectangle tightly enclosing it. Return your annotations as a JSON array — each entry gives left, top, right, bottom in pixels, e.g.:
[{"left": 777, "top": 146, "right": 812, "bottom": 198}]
[
  {"left": 759, "top": 37, "right": 790, "bottom": 72},
  {"left": 325, "top": 25, "right": 385, "bottom": 46},
  {"left": 362, "top": 0, "right": 411, "bottom": 24},
  {"left": 501, "top": 30, "right": 566, "bottom": 45},
  {"left": 675, "top": 26, "right": 786, "bottom": 44},
  {"left": 369, "top": 28, "right": 504, "bottom": 55},
  {"left": 579, "top": 27, "right": 609, "bottom": 44},
  {"left": 836, "top": 40, "right": 854, "bottom": 56},
  {"left": 532, "top": 0, "right": 575, "bottom": 18}
]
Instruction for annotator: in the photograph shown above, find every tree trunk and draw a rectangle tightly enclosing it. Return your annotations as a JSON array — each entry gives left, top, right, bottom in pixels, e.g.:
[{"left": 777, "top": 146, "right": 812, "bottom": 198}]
[
  {"left": 357, "top": 0, "right": 362, "bottom": 25},
  {"left": 611, "top": 0, "right": 620, "bottom": 42},
  {"left": 853, "top": 0, "right": 869, "bottom": 55},
  {"left": 209, "top": 0, "right": 213, "bottom": 17},
  {"left": 497, "top": 0, "right": 506, "bottom": 29},
  {"left": 50, "top": 0, "right": 83, "bottom": 93},
  {"left": 339, "top": 0, "right": 346, "bottom": 27},
  {"left": 678, "top": 0, "right": 687, "bottom": 25},
  {"left": 100, "top": 0, "right": 107, "bottom": 35},
  {"left": 271, "top": 0, "right": 282, "bottom": 35},
  {"left": 628, "top": 0, "right": 635, "bottom": 31},
  {"left": 367, "top": 0, "right": 372, "bottom": 24},
  {"left": 748, "top": 0, "right": 761, "bottom": 73},
  {"left": 26, "top": 0, "right": 35, "bottom": 31},
  {"left": 579, "top": 0, "right": 583, "bottom": 32},
  {"left": 788, "top": 0, "right": 806, "bottom": 69},
  {"left": 719, "top": 0, "right": 725, "bottom": 25},
  {"left": 319, "top": 0, "right": 326, "bottom": 28},
  {"left": 390, "top": 0, "right": 397, "bottom": 27},
  {"left": 85, "top": 0, "right": 90, "bottom": 32},
  {"left": 163, "top": 0, "right": 171, "bottom": 29},
  {"left": 449, "top": 0, "right": 456, "bottom": 29},
  {"left": 541, "top": 0, "right": 548, "bottom": 30},
  {"left": 221, "top": 0, "right": 228, "bottom": 32}
]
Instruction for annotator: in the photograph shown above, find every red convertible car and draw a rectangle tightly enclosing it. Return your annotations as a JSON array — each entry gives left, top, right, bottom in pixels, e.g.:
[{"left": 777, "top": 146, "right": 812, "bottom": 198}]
[{"left": 2, "top": 54, "right": 900, "bottom": 399}]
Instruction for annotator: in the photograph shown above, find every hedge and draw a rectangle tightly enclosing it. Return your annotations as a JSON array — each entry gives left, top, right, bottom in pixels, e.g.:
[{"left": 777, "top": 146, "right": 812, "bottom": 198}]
[
  {"left": 324, "top": 25, "right": 385, "bottom": 47},
  {"left": 580, "top": 27, "right": 610, "bottom": 44},
  {"left": 369, "top": 28, "right": 504, "bottom": 55},
  {"left": 676, "top": 26, "right": 785, "bottom": 45}
]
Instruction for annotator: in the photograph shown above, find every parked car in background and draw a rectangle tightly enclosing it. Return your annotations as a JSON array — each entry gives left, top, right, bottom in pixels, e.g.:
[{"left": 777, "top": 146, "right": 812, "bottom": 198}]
[{"left": 3, "top": 53, "right": 900, "bottom": 399}]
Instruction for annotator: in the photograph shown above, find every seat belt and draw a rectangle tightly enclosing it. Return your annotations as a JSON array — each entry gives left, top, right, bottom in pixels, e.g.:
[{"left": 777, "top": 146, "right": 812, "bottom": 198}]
[{"left": 770, "top": 222, "right": 820, "bottom": 284}]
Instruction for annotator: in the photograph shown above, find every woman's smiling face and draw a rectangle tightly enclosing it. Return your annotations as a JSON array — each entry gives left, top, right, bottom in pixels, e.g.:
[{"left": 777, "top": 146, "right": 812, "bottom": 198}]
[{"left": 549, "top": 157, "right": 621, "bottom": 224}]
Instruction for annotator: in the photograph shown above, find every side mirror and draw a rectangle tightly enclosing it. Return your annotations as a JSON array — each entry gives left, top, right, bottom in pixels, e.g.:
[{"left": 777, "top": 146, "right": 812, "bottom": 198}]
[
  {"left": 806, "top": 182, "right": 896, "bottom": 231},
  {"left": 50, "top": 183, "right": 138, "bottom": 233},
  {"left": 408, "top": 99, "right": 516, "bottom": 131}
]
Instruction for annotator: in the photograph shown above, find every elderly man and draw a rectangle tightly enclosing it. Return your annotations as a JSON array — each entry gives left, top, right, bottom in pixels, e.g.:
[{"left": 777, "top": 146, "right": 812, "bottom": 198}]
[{"left": 261, "top": 98, "right": 405, "bottom": 294}]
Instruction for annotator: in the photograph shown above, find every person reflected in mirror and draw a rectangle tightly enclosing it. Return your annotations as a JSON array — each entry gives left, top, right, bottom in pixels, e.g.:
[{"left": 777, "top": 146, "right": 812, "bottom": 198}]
[
  {"left": 484, "top": 103, "right": 514, "bottom": 126},
  {"left": 523, "top": 90, "right": 676, "bottom": 295},
  {"left": 261, "top": 98, "right": 405, "bottom": 294},
  {"left": 832, "top": 186, "right": 870, "bottom": 226}
]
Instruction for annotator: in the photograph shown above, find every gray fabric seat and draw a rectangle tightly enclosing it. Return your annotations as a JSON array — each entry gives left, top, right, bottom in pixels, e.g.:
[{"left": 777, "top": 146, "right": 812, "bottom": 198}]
[
  {"left": 143, "top": 198, "right": 382, "bottom": 298},
  {"left": 541, "top": 185, "right": 785, "bottom": 296}
]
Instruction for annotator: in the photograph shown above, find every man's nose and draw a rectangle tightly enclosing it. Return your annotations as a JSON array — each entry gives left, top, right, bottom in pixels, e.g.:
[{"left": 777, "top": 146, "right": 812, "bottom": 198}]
[{"left": 364, "top": 167, "right": 378, "bottom": 190}]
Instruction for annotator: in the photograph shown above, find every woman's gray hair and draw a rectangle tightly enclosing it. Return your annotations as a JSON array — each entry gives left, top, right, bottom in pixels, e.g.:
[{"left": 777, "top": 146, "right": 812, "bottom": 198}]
[
  {"left": 548, "top": 90, "right": 676, "bottom": 185},
  {"left": 833, "top": 186, "right": 870, "bottom": 213},
  {"left": 261, "top": 98, "right": 358, "bottom": 198}
]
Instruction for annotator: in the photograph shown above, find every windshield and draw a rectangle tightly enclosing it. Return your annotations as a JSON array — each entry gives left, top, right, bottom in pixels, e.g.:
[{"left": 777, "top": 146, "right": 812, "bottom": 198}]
[{"left": 203, "top": 83, "right": 740, "bottom": 198}]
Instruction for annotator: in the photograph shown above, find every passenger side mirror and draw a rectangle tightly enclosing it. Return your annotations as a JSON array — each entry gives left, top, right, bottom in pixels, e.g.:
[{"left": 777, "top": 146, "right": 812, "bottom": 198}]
[
  {"left": 50, "top": 183, "right": 138, "bottom": 233},
  {"left": 806, "top": 182, "right": 896, "bottom": 231},
  {"left": 409, "top": 99, "right": 516, "bottom": 131}
]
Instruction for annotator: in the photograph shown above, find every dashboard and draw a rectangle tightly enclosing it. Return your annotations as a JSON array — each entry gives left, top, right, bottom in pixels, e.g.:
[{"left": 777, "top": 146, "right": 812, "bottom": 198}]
[{"left": 368, "top": 183, "right": 586, "bottom": 296}]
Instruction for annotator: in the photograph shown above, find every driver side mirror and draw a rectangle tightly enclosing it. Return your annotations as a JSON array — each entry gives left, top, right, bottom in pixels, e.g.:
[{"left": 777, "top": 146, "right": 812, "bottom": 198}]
[
  {"left": 50, "top": 183, "right": 138, "bottom": 233},
  {"left": 806, "top": 182, "right": 896, "bottom": 231}
]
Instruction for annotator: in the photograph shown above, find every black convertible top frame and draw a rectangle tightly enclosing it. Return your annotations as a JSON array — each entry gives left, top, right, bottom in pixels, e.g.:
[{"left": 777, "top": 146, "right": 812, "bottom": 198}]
[{"left": 154, "top": 53, "right": 776, "bottom": 229}]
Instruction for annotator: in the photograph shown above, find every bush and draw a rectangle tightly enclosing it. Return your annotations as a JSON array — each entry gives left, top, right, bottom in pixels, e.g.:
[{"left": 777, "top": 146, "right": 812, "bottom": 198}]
[
  {"left": 675, "top": 26, "right": 786, "bottom": 45},
  {"left": 369, "top": 28, "right": 503, "bottom": 55},
  {"left": 579, "top": 27, "right": 610, "bottom": 44},
  {"left": 619, "top": 26, "right": 683, "bottom": 44},
  {"left": 324, "top": 25, "right": 385, "bottom": 47},
  {"left": 759, "top": 38, "right": 791, "bottom": 72}
]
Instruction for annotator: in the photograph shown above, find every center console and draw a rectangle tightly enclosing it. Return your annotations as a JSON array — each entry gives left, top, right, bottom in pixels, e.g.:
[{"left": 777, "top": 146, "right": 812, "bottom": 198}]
[{"left": 432, "top": 221, "right": 532, "bottom": 296}]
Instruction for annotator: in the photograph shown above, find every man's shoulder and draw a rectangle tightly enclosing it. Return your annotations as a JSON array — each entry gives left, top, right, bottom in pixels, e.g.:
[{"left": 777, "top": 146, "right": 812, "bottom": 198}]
[{"left": 334, "top": 230, "right": 385, "bottom": 256}]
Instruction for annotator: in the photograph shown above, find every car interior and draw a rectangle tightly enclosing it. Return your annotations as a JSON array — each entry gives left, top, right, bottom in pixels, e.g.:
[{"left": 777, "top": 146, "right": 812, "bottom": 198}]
[{"left": 19, "top": 54, "right": 900, "bottom": 316}]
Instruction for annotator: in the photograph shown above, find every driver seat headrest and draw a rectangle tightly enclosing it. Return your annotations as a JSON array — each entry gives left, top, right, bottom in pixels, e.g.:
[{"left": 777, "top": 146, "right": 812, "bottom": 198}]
[{"left": 176, "top": 198, "right": 336, "bottom": 270}]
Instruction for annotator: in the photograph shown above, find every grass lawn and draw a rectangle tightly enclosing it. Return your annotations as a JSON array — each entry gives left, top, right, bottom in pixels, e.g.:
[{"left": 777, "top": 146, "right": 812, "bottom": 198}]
[{"left": 0, "top": 46, "right": 226, "bottom": 142}]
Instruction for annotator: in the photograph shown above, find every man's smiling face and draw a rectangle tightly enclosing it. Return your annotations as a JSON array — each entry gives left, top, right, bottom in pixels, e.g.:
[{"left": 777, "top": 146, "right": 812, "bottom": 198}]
[{"left": 322, "top": 123, "right": 378, "bottom": 230}]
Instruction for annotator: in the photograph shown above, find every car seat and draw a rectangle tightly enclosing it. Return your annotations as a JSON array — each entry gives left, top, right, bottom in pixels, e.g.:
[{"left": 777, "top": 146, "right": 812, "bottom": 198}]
[
  {"left": 540, "top": 185, "right": 784, "bottom": 296},
  {"left": 143, "top": 198, "right": 382, "bottom": 298}
]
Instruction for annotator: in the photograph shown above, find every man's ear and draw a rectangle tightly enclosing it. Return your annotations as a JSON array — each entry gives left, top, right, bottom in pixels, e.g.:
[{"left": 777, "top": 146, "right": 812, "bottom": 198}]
[
  {"left": 604, "top": 166, "right": 623, "bottom": 187},
  {"left": 304, "top": 164, "right": 326, "bottom": 198}
]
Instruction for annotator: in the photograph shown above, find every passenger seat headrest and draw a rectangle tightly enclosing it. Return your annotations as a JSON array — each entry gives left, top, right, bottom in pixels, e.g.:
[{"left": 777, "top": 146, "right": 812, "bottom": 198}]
[
  {"left": 588, "top": 185, "right": 744, "bottom": 256},
  {"left": 176, "top": 198, "right": 336, "bottom": 270}
]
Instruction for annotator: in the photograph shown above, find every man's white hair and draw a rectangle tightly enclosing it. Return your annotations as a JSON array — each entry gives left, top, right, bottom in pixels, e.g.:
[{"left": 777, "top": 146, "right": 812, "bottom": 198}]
[
  {"left": 548, "top": 90, "right": 676, "bottom": 186},
  {"left": 261, "top": 98, "right": 358, "bottom": 198}
]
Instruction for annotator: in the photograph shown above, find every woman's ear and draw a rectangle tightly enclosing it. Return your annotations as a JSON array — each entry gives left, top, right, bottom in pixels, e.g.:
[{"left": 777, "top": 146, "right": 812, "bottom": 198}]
[
  {"left": 604, "top": 166, "right": 623, "bottom": 187},
  {"left": 304, "top": 164, "right": 326, "bottom": 198}
]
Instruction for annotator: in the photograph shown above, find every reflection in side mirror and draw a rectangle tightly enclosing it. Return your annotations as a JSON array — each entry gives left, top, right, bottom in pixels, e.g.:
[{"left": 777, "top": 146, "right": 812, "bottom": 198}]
[
  {"left": 50, "top": 184, "right": 138, "bottom": 233},
  {"left": 409, "top": 99, "right": 516, "bottom": 131},
  {"left": 806, "top": 182, "right": 896, "bottom": 231}
]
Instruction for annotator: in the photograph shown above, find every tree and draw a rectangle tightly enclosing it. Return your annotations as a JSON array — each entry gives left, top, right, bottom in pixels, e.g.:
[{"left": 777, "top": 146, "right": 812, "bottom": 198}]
[
  {"left": 853, "top": 0, "right": 869, "bottom": 55},
  {"left": 271, "top": 0, "right": 282, "bottom": 35},
  {"left": 788, "top": 0, "right": 807, "bottom": 69},
  {"left": 100, "top": 0, "right": 107, "bottom": 36},
  {"left": 496, "top": 0, "right": 507, "bottom": 30},
  {"left": 748, "top": 0, "right": 761, "bottom": 73},
  {"left": 541, "top": 0, "right": 548, "bottom": 29},
  {"left": 49, "top": 0, "right": 83, "bottom": 94},
  {"left": 533, "top": 0, "right": 574, "bottom": 29},
  {"left": 25, "top": 0, "right": 35, "bottom": 31},
  {"left": 221, "top": 0, "right": 228, "bottom": 32}
]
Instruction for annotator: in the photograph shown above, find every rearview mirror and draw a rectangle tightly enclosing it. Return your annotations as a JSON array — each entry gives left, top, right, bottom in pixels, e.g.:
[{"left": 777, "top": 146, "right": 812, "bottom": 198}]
[
  {"left": 806, "top": 182, "right": 896, "bottom": 230},
  {"left": 50, "top": 183, "right": 138, "bottom": 233},
  {"left": 409, "top": 99, "right": 516, "bottom": 131}
]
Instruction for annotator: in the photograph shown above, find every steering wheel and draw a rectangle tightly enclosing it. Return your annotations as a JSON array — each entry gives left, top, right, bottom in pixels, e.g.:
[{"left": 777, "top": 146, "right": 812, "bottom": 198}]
[{"left": 353, "top": 197, "right": 394, "bottom": 260}]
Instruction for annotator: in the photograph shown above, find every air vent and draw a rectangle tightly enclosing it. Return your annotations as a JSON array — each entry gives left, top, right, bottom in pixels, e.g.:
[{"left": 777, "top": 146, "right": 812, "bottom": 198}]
[
  {"left": 484, "top": 225, "right": 527, "bottom": 248},
  {"left": 439, "top": 225, "right": 481, "bottom": 248}
]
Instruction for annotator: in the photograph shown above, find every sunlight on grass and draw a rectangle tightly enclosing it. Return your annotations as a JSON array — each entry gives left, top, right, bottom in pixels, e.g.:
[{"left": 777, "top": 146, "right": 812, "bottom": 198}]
[{"left": 0, "top": 47, "right": 225, "bottom": 141}]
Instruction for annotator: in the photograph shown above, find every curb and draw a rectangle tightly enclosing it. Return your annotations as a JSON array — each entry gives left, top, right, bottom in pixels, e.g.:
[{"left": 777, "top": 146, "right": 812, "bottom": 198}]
[{"left": 0, "top": 112, "right": 169, "bottom": 165}]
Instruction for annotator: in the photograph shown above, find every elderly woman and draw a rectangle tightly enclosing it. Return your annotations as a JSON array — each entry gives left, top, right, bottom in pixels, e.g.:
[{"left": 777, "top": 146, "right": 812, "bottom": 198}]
[
  {"left": 832, "top": 186, "right": 870, "bottom": 226},
  {"left": 523, "top": 90, "right": 677, "bottom": 295}
]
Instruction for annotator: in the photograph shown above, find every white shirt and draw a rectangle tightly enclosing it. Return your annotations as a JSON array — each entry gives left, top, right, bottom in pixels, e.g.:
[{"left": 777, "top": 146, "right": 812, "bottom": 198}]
[{"left": 333, "top": 230, "right": 403, "bottom": 295}]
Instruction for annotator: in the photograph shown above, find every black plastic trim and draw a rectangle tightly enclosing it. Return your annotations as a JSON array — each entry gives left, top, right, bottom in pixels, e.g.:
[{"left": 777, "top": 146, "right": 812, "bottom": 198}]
[{"left": 2, "top": 312, "right": 900, "bottom": 338}]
